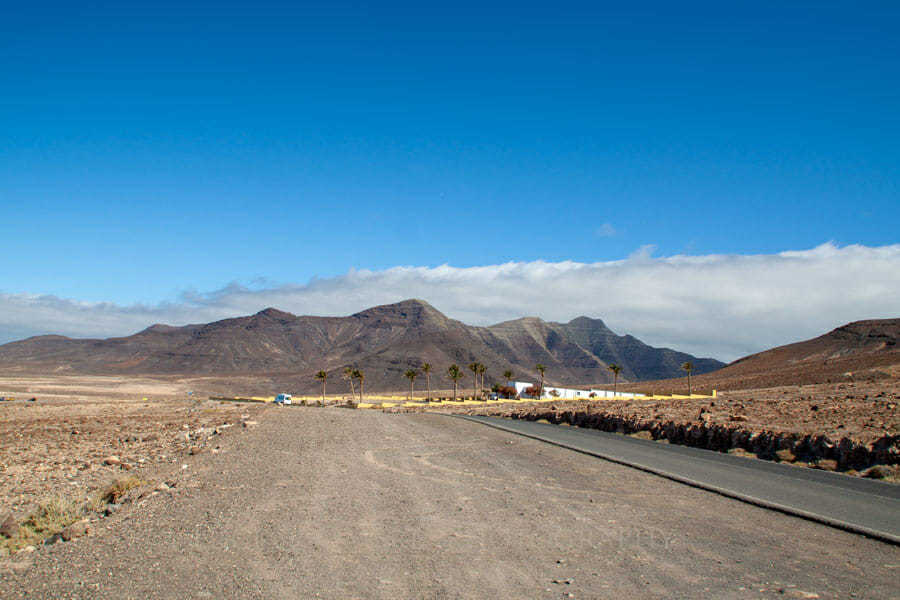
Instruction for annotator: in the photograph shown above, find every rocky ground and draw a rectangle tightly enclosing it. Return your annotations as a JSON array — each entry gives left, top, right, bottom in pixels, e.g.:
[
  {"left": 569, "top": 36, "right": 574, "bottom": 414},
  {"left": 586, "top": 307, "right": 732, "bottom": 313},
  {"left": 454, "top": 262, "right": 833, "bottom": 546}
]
[
  {"left": 4, "top": 407, "right": 899, "bottom": 599},
  {"left": 421, "top": 380, "right": 899, "bottom": 476},
  {"left": 0, "top": 376, "right": 266, "bottom": 530}
]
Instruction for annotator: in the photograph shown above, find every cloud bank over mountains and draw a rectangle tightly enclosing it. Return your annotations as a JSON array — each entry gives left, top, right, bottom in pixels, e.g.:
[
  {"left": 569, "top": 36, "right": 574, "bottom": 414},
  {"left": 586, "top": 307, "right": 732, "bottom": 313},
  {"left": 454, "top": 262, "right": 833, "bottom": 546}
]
[{"left": 2, "top": 243, "right": 898, "bottom": 361}]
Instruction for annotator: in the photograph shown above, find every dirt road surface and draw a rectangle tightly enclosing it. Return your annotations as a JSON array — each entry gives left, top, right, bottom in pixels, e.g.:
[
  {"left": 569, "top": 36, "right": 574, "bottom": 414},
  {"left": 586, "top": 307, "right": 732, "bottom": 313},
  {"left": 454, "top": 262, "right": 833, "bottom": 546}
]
[{"left": 3, "top": 408, "right": 898, "bottom": 599}]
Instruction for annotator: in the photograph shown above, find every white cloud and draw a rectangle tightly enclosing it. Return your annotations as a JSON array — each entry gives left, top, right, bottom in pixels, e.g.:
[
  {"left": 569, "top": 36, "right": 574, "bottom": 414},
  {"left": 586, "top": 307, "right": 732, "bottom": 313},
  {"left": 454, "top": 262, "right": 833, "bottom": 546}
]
[
  {"left": 595, "top": 223, "right": 617, "bottom": 238},
  {"left": 2, "top": 243, "right": 899, "bottom": 361}
]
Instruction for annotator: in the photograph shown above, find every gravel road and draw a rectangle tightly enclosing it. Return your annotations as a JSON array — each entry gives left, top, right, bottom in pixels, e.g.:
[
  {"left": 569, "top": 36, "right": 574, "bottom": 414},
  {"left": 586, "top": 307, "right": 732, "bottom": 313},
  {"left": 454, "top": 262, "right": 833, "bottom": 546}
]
[{"left": 3, "top": 407, "right": 898, "bottom": 599}]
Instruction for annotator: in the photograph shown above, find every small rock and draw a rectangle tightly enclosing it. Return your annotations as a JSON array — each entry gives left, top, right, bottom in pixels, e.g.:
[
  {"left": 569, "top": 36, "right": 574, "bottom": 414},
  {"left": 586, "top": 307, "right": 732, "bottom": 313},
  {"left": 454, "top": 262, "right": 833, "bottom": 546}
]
[
  {"left": 729, "top": 414, "right": 748, "bottom": 422},
  {"left": 242, "top": 420, "right": 259, "bottom": 428},
  {"left": 60, "top": 519, "right": 89, "bottom": 541},
  {"left": 20, "top": 545, "right": 36, "bottom": 553},
  {"left": 0, "top": 514, "right": 19, "bottom": 538},
  {"left": 786, "top": 591, "right": 820, "bottom": 599},
  {"left": 156, "top": 482, "right": 170, "bottom": 491},
  {"left": 104, "top": 503, "right": 122, "bottom": 516},
  {"left": 103, "top": 455, "right": 122, "bottom": 466},
  {"left": 44, "top": 533, "right": 63, "bottom": 546}
]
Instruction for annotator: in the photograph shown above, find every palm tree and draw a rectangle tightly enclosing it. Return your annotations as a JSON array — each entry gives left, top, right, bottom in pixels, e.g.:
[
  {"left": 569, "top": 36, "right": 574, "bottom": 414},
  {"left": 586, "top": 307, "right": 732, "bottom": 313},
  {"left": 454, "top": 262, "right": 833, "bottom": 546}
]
[
  {"left": 608, "top": 364, "right": 622, "bottom": 397},
  {"left": 404, "top": 368, "right": 418, "bottom": 401},
  {"left": 682, "top": 362, "right": 694, "bottom": 395},
  {"left": 468, "top": 362, "right": 479, "bottom": 400},
  {"left": 421, "top": 362, "right": 432, "bottom": 401},
  {"left": 535, "top": 364, "right": 546, "bottom": 399},
  {"left": 353, "top": 368, "right": 364, "bottom": 402},
  {"left": 315, "top": 370, "right": 328, "bottom": 403},
  {"left": 343, "top": 366, "right": 356, "bottom": 399},
  {"left": 447, "top": 364, "right": 463, "bottom": 400},
  {"left": 477, "top": 363, "right": 486, "bottom": 397}
]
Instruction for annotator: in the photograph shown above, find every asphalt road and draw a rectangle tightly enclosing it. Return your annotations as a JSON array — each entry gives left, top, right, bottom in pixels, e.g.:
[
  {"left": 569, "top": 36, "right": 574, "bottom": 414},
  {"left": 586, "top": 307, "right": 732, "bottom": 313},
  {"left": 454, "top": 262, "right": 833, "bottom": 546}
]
[
  {"left": 461, "top": 415, "right": 900, "bottom": 544},
  {"left": 3, "top": 408, "right": 899, "bottom": 599}
]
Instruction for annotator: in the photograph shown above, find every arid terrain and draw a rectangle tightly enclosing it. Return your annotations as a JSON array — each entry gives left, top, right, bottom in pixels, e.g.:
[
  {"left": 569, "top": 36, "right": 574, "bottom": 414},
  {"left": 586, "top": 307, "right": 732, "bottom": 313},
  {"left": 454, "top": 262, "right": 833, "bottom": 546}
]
[
  {"left": 425, "top": 380, "right": 900, "bottom": 476},
  {"left": 0, "top": 375, "right": 265, "bottom": 549},
  {"left": 3, "top": 407, "right": 899, "bottom": 599},
  {"left": 1, "top": 317, "right": 899, "bottom": 596}
]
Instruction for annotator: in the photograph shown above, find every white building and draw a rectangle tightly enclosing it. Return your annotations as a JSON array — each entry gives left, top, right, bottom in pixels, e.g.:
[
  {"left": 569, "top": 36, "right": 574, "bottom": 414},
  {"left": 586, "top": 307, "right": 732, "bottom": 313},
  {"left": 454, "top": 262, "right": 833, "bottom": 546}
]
[{"left": 511, "top": 381, "right": 644, "bottom": 399}]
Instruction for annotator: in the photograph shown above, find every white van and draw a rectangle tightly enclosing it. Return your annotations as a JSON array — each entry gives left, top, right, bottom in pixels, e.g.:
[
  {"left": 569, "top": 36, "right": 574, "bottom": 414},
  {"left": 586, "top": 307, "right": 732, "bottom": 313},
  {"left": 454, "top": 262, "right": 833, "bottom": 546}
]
[{"left": 274, "top": 393, "right": 292, "bottom": 405}]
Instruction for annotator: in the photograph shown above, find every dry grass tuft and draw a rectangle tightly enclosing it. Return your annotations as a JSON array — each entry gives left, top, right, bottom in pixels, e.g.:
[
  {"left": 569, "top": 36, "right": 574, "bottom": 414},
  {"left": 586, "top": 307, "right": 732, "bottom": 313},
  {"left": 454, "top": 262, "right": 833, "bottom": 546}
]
[
  {"left": 2, "top": 495, "right": 88, "bottom": 553},
  {"left": 99, "top": 475, "right": 145, "bottom": 504}
]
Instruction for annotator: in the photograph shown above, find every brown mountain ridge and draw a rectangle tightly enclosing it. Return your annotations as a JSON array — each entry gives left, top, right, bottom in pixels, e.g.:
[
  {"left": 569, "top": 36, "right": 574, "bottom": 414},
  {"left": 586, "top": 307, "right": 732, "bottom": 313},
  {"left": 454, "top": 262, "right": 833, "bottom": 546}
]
[
  {"left": 623, "top": 318, "right": 900, "bottom": 394},
  {"left": 0, "top": 299, "right": 723, "bottom": 392}
]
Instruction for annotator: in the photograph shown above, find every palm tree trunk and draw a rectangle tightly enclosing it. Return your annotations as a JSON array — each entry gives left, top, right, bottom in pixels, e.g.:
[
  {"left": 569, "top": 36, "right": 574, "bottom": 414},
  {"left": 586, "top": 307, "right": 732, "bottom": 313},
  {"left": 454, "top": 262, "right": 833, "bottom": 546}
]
[
  {"left": 409, "top": 379, "right": 413, "bottom": 401},
  {"left": 360, "top": 380, "right": 364, "bottom": 402},
  {"left": 322, "top": 379, "right": 326, "bottom": 403},
  {"left": 349, "top": 378, "right": 355, "bottom": 399},
  {"left": 688, "top": 373, "right": 692, "bottom": 396},
  {"left": 426, "top": 373, "right": 431, "bottom": 400},
  {"left": 453, "top": 381, "right": 458, "bottom": 400},
  {"left": 614, "top": 374, "right": 618, "bottom": 397}
]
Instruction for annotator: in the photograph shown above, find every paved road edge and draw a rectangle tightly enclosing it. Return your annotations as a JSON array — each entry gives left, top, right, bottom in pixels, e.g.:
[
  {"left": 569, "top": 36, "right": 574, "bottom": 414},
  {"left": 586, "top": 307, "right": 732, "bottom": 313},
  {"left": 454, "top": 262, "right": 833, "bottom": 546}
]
[{"left": 454, "top": 415, "right": 900, "bottom": 546}]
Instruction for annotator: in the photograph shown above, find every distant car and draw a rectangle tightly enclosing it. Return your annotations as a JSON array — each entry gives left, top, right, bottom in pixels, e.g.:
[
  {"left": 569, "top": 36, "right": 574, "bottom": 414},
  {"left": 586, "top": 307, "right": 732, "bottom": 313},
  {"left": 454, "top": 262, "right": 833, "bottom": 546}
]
[{"left": 274, "top": 393, "right": 292, "bottom": 405}]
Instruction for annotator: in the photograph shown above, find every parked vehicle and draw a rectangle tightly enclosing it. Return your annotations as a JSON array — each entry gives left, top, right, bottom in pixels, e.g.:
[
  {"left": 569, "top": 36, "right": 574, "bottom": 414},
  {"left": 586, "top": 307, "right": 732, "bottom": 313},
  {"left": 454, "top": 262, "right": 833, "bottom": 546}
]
[{"left": 274, "top": 393, "right": 292, "bottom": 405}]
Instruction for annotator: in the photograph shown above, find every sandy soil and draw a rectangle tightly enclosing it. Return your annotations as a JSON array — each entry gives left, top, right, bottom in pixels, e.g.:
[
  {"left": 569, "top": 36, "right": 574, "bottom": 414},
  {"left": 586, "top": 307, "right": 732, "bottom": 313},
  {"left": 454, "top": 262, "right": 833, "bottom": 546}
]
[
  {"left": 4, "top": 408, "right": 899, "bottom": 599},
  {"left": 0, "top": 376, "right": 265, "bottom": 520}
]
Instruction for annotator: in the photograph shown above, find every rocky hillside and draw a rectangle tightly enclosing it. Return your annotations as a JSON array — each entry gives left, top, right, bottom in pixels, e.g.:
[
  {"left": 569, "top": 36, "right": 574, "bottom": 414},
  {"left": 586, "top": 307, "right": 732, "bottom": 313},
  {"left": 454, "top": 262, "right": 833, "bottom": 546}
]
[
  {"left": 0, "top": 299, "right": 724, "bottom": 391},
  {"left": 622, "top": 318, "right": 900, "bottom": 393}
]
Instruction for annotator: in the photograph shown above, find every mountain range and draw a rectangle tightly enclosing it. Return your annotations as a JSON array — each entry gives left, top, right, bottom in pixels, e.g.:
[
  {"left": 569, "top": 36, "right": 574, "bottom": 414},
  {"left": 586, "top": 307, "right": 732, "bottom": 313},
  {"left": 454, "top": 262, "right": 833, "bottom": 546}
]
[{"left": 0, "top": 299, "right": 724, "bottom": 392}]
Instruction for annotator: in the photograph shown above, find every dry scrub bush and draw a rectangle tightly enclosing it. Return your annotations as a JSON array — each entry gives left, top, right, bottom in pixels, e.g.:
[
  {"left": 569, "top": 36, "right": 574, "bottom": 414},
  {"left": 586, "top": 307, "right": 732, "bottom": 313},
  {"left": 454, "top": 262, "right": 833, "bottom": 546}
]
[
  {"left": 99, "top": 475, "right": 145, "bottom": 504},
  {"left": 1, "top": 496, "right": 86, "bottom": 553}
]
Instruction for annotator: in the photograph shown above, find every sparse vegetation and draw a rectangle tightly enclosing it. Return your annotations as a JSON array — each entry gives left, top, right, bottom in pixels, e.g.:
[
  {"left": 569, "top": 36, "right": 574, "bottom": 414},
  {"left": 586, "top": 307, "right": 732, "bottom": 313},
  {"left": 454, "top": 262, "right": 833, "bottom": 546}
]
[
  {"left": 343, "top": 366, "right": 356, "bottom": 399},
  {"left": 99, "top": 475, "right": 145, "bottom": 504},
  {"left": 2, "top": 495, "right": 87, "bottom": 554},
  {"left": 608, "top": 364, "right": 622, "bottom": 397},
  {"left": 353, "top": 369, "right": 365, "bottom": 402},
  {"left": 447, "top": 364, "right": 463, "bottom": 400},
  {"left": 468, "top": 362, "right": 479, "bottom": 400},
  {"left": 315, "top": 370, "right": 328, "bottom": 403},
  {"left": 404, "top": 368, "right": 418, "bottom": 401}
]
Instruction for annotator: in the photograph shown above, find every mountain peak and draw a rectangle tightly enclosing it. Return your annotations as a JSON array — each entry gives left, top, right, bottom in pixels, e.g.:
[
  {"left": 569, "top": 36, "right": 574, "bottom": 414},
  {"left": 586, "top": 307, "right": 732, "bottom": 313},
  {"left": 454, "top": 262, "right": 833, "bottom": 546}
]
[
  {"left": 140, "top": 323, "right": 180, "bottom": 334},
  {"left": 567, "top": 315, "right": 609, "bottom": 329},
  {"left": 254, "top": 307, "right": 296, "bottom": 320}
]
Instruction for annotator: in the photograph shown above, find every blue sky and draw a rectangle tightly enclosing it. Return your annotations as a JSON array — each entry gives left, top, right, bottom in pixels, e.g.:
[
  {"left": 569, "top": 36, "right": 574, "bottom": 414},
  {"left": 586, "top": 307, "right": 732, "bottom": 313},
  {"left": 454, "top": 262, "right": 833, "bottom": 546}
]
[{"left": 1, "top": 1, "right": 899, "bottom": 356}]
